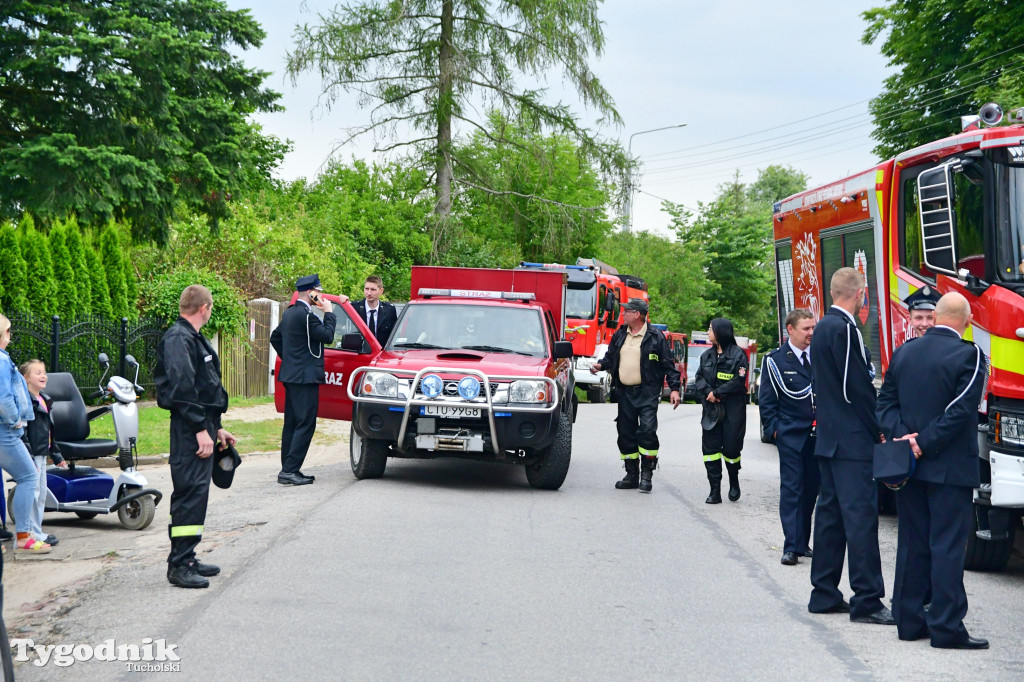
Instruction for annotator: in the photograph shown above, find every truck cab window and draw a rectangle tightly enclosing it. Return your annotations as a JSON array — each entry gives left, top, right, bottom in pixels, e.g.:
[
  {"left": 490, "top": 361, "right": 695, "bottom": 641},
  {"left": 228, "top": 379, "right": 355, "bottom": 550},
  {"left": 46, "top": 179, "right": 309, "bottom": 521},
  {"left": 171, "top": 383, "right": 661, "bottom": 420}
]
[{"left": 902, "top": 164, "right": 985, "bottom": 280}]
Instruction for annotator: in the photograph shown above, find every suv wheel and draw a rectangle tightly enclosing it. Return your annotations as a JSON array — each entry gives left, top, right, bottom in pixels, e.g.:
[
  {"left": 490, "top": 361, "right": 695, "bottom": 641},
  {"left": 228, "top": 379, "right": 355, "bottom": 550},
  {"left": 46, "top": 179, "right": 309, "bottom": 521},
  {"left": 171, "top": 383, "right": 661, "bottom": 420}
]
[
  {"left": 350, "top": 425, "right": 389, "bottom": 479},
  {"left": 525, "top": 411, "right": 572, "bottom": 490}
]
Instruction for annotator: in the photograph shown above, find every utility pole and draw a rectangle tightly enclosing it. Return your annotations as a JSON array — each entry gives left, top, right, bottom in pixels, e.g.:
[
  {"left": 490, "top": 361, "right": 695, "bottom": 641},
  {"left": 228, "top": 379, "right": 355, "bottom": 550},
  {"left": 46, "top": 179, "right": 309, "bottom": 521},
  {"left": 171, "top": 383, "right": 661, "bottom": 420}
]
[{"left": 623, "top": 123, "right": 687, "bottom": 233}]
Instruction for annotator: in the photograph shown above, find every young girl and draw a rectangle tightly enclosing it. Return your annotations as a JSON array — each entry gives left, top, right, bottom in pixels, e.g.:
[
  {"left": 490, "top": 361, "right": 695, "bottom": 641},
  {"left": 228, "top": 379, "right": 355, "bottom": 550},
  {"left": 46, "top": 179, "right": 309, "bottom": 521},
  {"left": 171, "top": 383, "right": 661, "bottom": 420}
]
[{"left": 20, "top": 359, "right": 66, "bottom": 548}]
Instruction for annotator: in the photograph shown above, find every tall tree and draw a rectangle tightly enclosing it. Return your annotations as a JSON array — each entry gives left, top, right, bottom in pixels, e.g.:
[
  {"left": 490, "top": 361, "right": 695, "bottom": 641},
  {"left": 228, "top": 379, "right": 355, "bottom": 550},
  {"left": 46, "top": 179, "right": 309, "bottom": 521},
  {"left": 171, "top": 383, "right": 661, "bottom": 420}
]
[
  {"left": 0, "top": 221, "right": 28, "bottom": 314},
  {"left": 17, "top": 214, "right": 56, "bottom": 317},
  {"left": 47, "top": 222, "right": 81, "bottom": 319},
  {"left": 862, "top": 1, "right": 1024, "bottom": 158},
  {"left": 99, "top": 224, "right": 129, "bottom": 319},
  {"left": 0, "top": 0, "right": 285, "bottom": 241},
  {"left": 286, "top": 0, "right": 627, "bottom": 257},
  {"left": 64, "top": 217, "right": 93, "bottom": 316}
]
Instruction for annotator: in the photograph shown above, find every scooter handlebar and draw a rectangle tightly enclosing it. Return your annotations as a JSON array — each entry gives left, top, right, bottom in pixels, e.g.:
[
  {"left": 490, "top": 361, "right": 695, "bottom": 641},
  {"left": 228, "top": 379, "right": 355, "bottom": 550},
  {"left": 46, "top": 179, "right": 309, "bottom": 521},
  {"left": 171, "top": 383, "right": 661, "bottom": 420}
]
[{"left": 87, "top": 390, "right": 104, "bottom": 400}]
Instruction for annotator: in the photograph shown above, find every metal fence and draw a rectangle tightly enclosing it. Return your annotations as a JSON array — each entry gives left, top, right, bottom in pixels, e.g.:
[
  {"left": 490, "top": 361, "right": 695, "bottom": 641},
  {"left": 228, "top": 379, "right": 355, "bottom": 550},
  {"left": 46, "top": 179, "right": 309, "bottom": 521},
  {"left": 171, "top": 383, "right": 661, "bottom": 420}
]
[{"left": 7, "top": 313, "right": 166, "bottom": 394}]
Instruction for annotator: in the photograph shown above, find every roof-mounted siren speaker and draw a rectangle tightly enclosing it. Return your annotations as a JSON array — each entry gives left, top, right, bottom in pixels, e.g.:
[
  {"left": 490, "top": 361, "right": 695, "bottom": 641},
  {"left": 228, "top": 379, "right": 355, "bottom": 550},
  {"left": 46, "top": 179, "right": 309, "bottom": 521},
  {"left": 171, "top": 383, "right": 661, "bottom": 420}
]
[{"left": 979, "top": 102, "right": 1003, "bottom": 126}]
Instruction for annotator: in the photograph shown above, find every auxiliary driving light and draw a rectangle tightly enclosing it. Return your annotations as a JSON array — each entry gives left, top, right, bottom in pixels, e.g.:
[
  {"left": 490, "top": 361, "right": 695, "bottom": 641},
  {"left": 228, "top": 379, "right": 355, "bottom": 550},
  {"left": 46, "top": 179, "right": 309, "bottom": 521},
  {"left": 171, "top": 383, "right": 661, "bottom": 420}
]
[
  {"left": 458, "top": 376, "right": 481, "bottom": 400},
  {"left": 421, "top": 374, "right": 443, "bottom": 398}
]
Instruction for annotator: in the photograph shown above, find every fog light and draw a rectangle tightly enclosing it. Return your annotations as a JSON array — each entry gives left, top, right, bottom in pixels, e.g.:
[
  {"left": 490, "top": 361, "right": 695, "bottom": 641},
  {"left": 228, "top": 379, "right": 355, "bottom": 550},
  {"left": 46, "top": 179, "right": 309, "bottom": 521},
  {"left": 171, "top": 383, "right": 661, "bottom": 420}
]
[{"left": 519, "top": 421, "right": 536, "bottom": 438}]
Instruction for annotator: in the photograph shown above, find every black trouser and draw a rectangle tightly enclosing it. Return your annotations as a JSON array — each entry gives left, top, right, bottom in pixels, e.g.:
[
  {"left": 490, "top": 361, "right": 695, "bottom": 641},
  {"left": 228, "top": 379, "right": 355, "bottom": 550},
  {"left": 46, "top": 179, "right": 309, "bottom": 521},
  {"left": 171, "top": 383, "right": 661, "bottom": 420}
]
[
  {"left": 778, "top": 434, "right": 819, "bottom": 554},
  {"left": 808, "top": 457, "right": 885, "bottom": 619},
  {"left": 168, "top": 416, "right": 215, "bottom": 568},
  {"left": 281, "top": 382, "right": 320, "bottom": 474},
  {"left": 615, "top": 384, "right": 660, "bottom": 459},
  {"left": 892, "top": 479, "right": 973, "bottom": 646},
  {"left": 701, "top": 397, "right": 745, "bottom": 481}
]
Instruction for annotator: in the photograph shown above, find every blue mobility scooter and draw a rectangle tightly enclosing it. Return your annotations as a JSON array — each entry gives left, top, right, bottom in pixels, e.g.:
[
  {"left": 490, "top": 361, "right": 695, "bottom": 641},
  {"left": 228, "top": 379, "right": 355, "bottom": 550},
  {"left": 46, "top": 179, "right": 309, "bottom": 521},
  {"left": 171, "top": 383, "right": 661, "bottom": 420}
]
[{"left": 10, "top": 354, "right": 162, "bottom": 530}]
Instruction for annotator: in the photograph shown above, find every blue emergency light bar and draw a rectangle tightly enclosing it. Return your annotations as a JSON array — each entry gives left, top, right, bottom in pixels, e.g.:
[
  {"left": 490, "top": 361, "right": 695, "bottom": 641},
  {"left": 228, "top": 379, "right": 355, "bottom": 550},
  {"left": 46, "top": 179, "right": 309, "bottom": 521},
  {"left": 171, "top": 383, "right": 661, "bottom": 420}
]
[
  {"left": 418, "top": 288, "right": 536, "bottom": 301},
  {"left": 519, "top": 261, "right": 590, "bottom": 271}
]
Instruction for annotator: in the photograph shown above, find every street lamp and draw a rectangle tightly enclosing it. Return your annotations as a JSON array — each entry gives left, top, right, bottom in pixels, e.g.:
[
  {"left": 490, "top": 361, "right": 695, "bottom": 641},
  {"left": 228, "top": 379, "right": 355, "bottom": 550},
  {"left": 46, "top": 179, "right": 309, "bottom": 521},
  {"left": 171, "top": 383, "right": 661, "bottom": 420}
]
[{"left": 624, "top": 123, "right": 687, "bottom": 233}]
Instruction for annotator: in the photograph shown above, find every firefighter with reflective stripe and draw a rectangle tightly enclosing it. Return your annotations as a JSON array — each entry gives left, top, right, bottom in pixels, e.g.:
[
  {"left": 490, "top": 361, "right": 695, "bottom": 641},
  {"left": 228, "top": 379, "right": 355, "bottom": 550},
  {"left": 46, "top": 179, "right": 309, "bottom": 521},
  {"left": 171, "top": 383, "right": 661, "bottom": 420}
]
[
  {"left": 154, "top": 285, "right": 234, "bottom": 589},
  {"left": 591, "top": 298, "right": 680, "bottom": 493},
  {"left": 694, "top": 317, "right": 748, "bottom": 504}
]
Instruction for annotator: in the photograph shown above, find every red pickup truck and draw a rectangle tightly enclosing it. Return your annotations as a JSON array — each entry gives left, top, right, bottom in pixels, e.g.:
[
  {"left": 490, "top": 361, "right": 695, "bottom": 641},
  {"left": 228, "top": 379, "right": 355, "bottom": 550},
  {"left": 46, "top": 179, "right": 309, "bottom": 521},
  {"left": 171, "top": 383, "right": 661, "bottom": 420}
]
[{"left": 276, "top": 266, "right": 576, "bottom": 490}]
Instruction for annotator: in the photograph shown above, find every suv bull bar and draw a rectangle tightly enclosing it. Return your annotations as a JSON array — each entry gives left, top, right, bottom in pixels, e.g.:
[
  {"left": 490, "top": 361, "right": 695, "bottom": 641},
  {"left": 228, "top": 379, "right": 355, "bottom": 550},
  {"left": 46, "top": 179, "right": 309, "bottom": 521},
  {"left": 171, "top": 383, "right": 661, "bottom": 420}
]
[{"left": 346, "top": 366, "right": 559, "bottom": 455}]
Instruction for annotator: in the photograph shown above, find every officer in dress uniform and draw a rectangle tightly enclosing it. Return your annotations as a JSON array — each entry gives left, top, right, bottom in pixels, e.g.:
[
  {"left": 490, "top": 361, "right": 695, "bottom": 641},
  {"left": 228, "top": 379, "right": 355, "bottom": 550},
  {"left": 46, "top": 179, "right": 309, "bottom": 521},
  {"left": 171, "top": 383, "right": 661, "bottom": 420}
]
[
  {"left": 154, "top": 285, "right": 234, "bottom": 588},
  {"left": 353, "top": 275, "right": 398, "bottom": 345},
  {"left": 270, "top": 274, "right": 346, "bottom": 485},
  {"left": 904, "top": 285, "right": 941, "bottom": 338},
  {"left": 807, "top": 267, "right": 894, "bottom": 625},
  {"left": 759, "top": 309, "right": 819, "bottom": 565},
  {"left": 877, "top": 292, "right": 990, "bottom": 649}
]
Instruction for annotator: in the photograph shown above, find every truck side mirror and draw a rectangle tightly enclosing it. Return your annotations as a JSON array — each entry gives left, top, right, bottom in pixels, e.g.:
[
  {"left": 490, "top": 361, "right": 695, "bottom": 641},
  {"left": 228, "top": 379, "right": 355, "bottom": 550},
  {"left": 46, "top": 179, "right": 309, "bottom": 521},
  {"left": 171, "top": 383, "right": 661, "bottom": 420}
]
[
  {"left": 340, "top": 332, "right": 369, "bottom": 353},
  {"left": 552, "top": 341, "right": 574, "bottom": 360},
  {"left": 917, "top": 162, "right": 959, "bottom": 275},
  {"left": 604, "top": 291, "right": 616, "bottom": 313}
]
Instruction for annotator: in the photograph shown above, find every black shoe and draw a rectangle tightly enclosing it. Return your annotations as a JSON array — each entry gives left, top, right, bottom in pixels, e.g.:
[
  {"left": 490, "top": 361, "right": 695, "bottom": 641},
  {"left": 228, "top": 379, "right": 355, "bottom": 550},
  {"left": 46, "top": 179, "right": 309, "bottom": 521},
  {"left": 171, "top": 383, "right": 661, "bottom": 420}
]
[
  {"left": 297, "top": 471, "right": 316, "bottom": 482},
  {"left": 639, "top": 458, "right": 655, "bottom": 494},
  {"left": 727, "top": 473, "right": 741, "bottom": 502},
  {"left": 43, "top": 534, "right": 59, "bottom": 546},
  {"left": 706, "top": 482, "right": 722, "bottom": 504},
  {"left": 167, "top": 563, "right": 210, "bottom": 589},
  {"left": 192, "top": 560, "right": 220, "bottom": 577},
  {"left": 278, "top": 472, "right": 313, "bottom": 485},
  {"left": 781, "top": 551, "right": 799, "bottom": 566},
  {"left": 801, "top": 548, "right": 813, "bottom": 558},
  {"left": 852, "top": 607, "right": 896, "bottom": 625},
  {"left": 810, "top": 600, "right": 850, "bottom": 614},
  {"left": 932, "top": 636, "right": 989, "bottom": 650},
  {"left": 615, "top": 459, "right": 640, "bottom": 489},
  {"left": 0, "top": 526, "right": 13, "bottom": 542}
]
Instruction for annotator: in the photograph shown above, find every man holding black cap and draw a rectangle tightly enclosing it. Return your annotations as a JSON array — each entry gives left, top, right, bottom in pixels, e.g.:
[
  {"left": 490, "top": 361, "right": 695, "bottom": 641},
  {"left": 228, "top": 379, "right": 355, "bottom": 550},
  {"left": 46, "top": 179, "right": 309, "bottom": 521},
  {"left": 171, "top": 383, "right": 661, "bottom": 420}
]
[
  {"left": 270, "top": 274, "right": 347, "bottom": 485},
  {"left": 591, "top": 298, "right": 680, "bottom": 493},
  {"left": 904, "top": 285, "right": 940, "bottom": 338}
]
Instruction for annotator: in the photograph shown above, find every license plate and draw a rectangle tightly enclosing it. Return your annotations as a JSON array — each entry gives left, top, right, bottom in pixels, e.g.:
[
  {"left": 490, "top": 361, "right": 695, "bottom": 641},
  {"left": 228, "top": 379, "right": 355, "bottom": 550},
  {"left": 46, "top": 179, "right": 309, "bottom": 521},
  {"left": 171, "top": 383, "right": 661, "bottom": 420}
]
[{"left": 421, "top": 405, "right": 481, "bottom": 418}]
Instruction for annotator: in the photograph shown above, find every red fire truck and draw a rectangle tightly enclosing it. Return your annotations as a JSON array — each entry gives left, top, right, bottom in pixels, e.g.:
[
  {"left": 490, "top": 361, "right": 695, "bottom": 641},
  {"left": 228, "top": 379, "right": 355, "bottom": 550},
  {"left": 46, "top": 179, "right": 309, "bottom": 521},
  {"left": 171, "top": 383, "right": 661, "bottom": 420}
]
[
  {"left": 650, "top": 326, "right": 688, "bottom": 399},
  {"left": 518, "top": 260, "right": 649, "bottom": 403},
  {"left": 275, "top": 266, "right": 576, "bottom": 490},
  {"left": 771, "top": 104, "right": 1024, "bottom": 570}
]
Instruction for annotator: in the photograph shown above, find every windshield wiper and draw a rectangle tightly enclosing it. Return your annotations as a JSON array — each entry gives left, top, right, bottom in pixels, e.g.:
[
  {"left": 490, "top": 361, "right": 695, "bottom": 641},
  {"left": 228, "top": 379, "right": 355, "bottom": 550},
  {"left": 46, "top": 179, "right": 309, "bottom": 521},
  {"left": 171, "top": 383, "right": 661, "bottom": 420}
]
[
  {"left": 392, "top": 342, "right": 445, "bottom": 350},
  {"left": 460, "top": 344, "right": 535, "bottom": 356}
]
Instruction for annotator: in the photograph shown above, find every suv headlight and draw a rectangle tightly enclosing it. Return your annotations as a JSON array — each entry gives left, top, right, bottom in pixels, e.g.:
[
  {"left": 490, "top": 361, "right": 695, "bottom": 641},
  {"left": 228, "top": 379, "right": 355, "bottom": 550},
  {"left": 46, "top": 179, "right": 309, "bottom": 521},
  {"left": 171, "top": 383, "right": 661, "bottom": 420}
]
[
  {"left": 361, "top": 372, "right": 399, "bottom": 398},
  {"left": 510, "top": 380, "right": 549, "bottom": 403},
  {"left": 992, "top": 411, "right": 1024, "bottom": 448}
]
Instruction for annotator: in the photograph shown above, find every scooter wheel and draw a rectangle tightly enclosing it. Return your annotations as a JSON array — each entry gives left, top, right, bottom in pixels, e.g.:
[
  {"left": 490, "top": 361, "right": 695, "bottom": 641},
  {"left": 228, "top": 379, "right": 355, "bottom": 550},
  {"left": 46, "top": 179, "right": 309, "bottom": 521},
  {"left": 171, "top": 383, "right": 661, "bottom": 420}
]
[
  {"left": 117, "top": 491, "right": 155, "bottom": 531},
  {"left": 75, "top": 512, "right": 99, "bottom": 520}
]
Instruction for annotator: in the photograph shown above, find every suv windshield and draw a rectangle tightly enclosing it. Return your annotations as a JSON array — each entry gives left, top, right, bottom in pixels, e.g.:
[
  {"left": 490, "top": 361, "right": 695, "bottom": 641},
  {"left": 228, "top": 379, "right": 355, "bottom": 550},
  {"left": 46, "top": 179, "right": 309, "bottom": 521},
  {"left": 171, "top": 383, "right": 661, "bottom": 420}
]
[
  {"left": 388, "top": 303, "right": 547, "bottom": 356},
  {"left": 993, "top": 156, "right": 1024, "bottom": 283}
]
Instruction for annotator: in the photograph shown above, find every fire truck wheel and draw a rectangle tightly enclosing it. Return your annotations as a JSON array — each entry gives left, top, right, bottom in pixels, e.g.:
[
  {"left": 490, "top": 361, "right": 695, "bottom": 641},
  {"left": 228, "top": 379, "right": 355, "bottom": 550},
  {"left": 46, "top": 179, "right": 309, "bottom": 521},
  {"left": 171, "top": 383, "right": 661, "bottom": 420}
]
[
  {"left": 964, "top": 505, "right": 1016, "bottom": 572},
  {"left": 525, "top": 411, "right": 572, "bottom": 490},
  {"left": 350, "top": 425, "right": 388, "bottom": 479}
]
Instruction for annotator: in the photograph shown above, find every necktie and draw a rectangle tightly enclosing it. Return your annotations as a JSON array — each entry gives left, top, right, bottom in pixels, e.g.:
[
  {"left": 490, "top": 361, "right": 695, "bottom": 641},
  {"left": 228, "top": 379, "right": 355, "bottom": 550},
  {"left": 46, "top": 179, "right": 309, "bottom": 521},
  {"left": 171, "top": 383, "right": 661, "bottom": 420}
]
[
  {"left": 368, "top": 309, "right": 376, "bottom": 337},
  {"left": 801, "top": 352, "right": 810, "bottom": 370}
]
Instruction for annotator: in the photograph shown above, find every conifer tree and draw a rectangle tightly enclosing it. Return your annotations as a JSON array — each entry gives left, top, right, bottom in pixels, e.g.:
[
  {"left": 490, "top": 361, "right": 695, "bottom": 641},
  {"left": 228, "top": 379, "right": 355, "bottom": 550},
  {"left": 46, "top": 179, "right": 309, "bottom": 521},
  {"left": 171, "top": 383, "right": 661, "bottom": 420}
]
[
  {"left": 0, "top": 221, "right": 28, "bottom": 314},
  {"left": 100, "top": 224, "right": 129, "bottom": 319},
  {"left": 17, "top": 215, "right": 57, "bottom": 317},
  {"left": 48, "top": 221, "right": 81, "bottom": 320},
  {"left": 64, "top": 217, "right": 93, "bottom": 316},
  {"left": 83, "top": 246, "right": 114, "bottom": 318}
]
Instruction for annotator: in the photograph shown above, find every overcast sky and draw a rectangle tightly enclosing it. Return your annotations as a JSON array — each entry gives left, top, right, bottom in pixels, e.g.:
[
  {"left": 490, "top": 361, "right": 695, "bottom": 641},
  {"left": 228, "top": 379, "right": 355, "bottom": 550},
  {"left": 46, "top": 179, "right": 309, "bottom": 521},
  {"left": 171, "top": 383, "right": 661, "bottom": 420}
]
[{"left": 228, "top": 0, "right": 895, "bottom": 236}]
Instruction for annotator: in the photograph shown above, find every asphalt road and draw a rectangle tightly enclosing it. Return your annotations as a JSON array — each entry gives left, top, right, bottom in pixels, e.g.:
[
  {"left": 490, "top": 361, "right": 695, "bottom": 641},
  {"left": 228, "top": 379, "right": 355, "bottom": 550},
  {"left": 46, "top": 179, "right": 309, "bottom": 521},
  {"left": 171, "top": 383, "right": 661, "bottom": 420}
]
[{"left": 15, "top": 403, "right": 1024, "bottom": 681}]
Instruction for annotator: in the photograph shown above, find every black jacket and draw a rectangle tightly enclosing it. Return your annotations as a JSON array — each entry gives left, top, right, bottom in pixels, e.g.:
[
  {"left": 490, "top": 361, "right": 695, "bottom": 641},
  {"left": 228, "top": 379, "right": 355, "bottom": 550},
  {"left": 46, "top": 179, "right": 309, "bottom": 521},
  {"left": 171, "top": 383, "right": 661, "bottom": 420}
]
[
  {"left": 21, "top": 392, "right": 64, "bottom": 464},
  {"left": 877, "top": 327, "right": 988, "bottom": 487},
  {"left": 353, "top": 299, "right": 398, "bottom": 345},
  {"left": 154, "top": 317, "right": 229, "bottom": 433},
  {"left": 758, "top": 345, "right": 814, "bottom": 451},
  {"left": 810, "top": 306, "right": 879, "bottom": 461},
  {"left": 694, "top": 344, "right": 748, "bottom": 404},
  {"left": 270, "top": 303, "right": 337, "bottom": 384},
  {"left": 597, "top": 324, "right": 681, "bottom": 394}
]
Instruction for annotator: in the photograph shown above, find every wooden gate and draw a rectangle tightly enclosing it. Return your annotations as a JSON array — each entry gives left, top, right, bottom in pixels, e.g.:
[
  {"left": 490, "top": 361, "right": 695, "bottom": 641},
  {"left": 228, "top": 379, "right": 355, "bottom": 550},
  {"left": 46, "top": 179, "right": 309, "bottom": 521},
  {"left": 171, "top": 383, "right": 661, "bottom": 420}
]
[{"left": 221, "top": 299, "right": 274, "bottom": 398}]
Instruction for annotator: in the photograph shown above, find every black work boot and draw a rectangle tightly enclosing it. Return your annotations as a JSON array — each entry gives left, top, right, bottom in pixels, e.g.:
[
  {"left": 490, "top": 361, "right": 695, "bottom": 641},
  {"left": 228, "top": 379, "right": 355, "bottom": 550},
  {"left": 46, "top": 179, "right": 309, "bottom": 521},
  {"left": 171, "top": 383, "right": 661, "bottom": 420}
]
[
  {"left": 727, "top": 468, "right": 741, "bottom": 502},
  {"left": 639, "top": 456, "right": 656, "bottom": 493},
  {"left": 615, "top": 458, "right": 640, "bottom": 489},
  {"left": 706, "top": 478, "right": 723, "bottom": 504},
  {"left": 168, "top": 563, "right": 210, "bottom": 589},
  {"left": 193, "top": 559, "right": 221, "bottom": 577}
]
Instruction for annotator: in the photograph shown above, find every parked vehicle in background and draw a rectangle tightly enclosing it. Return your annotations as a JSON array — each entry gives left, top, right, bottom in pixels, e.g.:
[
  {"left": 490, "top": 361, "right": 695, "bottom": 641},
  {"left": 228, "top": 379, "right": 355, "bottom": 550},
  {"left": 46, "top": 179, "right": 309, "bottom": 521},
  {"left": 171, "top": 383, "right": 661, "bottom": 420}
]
[
  {"left": 275, "top": 266, "right": 577, "bottom": 490},
  {"left": 519, "top": 259, "right": 648, "bottom": 404},
  {"left": 682, "top": 331, "right": 757, "bottom": 403},
  {"left": 770, "top": 102, "right": 1024, "bottom": 570},
  {"left": 651, "top": 325, "right": 688, "bottom": 399}
]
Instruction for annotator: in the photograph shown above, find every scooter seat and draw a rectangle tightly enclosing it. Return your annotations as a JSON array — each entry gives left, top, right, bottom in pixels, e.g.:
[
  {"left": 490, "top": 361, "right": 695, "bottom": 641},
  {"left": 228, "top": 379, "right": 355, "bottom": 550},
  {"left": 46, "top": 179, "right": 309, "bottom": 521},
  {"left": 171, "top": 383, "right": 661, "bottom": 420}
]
[{"left": 57, "top": 439, "right": 118, "bottom": 460}]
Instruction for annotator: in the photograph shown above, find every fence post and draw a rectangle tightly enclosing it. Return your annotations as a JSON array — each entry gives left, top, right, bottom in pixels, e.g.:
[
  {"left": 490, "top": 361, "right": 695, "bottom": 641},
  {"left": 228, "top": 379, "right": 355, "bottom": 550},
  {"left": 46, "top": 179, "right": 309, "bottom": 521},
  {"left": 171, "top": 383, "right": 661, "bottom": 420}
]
[
  {"left": 119, "top": 317, "right": 128, "bottom": 379},
  {"left": 50, "top": 316, "right": 60, "bottom": 372}
]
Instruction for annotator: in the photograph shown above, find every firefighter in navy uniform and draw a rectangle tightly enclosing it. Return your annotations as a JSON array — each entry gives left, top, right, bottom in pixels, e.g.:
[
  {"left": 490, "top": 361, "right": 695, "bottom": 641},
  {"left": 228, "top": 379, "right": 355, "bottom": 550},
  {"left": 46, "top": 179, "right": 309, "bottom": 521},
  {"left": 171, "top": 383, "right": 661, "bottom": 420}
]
[
  {"left": 694, "top": 317, "right": 748, "bottom": 504},
  {"left": 591, "top": 298, "right": 680, "bottom": 493},
  {"left": 154, "top": 285, "right": 234, "bottom": 589},
  {"left": 904, "top": 285, "right": 940, "bottom": 338}
]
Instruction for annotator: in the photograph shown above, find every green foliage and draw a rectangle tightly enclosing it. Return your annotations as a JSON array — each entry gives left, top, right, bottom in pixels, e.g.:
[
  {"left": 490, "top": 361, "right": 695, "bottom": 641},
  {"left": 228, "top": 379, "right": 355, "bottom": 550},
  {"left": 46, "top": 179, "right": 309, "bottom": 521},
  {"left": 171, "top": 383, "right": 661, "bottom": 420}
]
[
  {"left": 286, "top": 0, "right": 627, "bottom": 250},
  {"left": 63, "top": 217, "right": 93, "bottom": 316},
  {"left": 0, "top": 221, "right": 28, "bottom": 314},
  {"left": 139, "top": 268, "right": 246, "bottom": 337},
  {"left": 47, "top": 221, "right": 81, "bottom": 319},
  {"left": 671, "top": 166, "right": 809, "bottom": 347},
  {"left": 83, "top": 245, "right": 114, "bottom": 318},
  {"left": 100, "top": 224, "right": 130, "bottom": 318},
  {"left": 862, "top": 1, "right": 1024, "bottom": 158},
  {"left": 17, "top": 215, "right": 56, "bottom": 317},
  {"left": 0, "top": 0, "right": 284, "bottom": 241},
  {"left": 452, "top": 112, "right": 616, "bottom": 264},
  {"left": 597, "top": 230, "right": 717, "bottom": 336}
]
